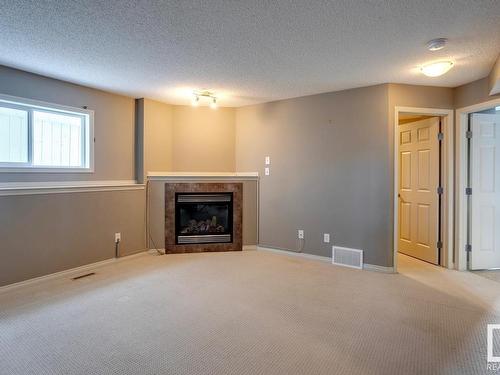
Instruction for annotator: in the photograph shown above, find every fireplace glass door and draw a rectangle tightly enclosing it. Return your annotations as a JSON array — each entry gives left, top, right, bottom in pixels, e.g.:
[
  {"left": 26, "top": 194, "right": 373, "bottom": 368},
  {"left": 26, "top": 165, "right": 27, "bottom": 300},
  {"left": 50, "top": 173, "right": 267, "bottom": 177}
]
[{"left": 175, "top": 193, "right": 233, "bottom": 244}]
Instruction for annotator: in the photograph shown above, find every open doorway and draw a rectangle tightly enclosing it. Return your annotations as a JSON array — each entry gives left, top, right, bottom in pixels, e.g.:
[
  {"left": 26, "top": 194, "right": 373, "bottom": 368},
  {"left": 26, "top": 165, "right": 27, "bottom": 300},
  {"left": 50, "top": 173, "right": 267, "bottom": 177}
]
[
  {"left": 394, "top": 107, "right": 454, "bottom": 272},
  {"left": 462, "top": 105, "right": 500, "bottom": 281},
  {"left": 456, "top": 99, "right": 500, "bottom": 275}
]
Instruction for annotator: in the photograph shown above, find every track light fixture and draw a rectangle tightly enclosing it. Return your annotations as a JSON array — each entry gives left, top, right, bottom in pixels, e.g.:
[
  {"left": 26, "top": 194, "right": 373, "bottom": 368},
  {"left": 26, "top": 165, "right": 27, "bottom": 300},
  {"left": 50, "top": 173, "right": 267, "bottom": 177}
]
[
  {"left": 191, "top": 95, "right": 199, "bottom": 107},
  {"left": 192, "top": 90, "right": 217, "bottom": 109}
]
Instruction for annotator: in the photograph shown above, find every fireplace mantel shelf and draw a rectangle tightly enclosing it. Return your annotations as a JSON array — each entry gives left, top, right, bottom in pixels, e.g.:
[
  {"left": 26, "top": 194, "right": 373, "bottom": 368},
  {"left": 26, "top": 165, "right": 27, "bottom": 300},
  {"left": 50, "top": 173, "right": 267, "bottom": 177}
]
[{"left": 148, "top": 172, "right": 259, "bottom": 181}]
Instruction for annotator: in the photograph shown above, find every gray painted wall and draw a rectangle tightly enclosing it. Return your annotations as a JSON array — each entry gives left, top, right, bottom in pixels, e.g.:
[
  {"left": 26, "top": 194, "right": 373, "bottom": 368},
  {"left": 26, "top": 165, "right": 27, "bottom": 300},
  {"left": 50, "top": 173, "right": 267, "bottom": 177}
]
[
  {"left": 2, "top": 62, "right": 498, "bottom": 285},
  {"left": 489, "top": 54, "right": 500, "bottom": 95},
  {"left": 0, "top": 66, "right": 136, "bottom": 183},
  {"left": 0, "top": 66, "right": 145, "bottom": 287},
  {"left": 236, "top": 85, "right": 392, "bottom": 266},
  {"left": 0, "top": 190, "right": 145, "bottom": 286},
  {"left": 454, "top": 77, "right": 500, "bottom": 109}
]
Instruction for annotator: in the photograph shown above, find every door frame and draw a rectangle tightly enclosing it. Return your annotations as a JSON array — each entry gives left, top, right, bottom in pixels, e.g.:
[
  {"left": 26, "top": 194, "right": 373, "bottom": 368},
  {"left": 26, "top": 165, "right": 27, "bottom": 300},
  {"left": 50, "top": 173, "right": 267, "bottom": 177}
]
[
  {"left": 394, "top": 107, "right": 454, "bottom": 272},
  {"left": 455, "top": 98, "right": 500, "bottom": 270}
]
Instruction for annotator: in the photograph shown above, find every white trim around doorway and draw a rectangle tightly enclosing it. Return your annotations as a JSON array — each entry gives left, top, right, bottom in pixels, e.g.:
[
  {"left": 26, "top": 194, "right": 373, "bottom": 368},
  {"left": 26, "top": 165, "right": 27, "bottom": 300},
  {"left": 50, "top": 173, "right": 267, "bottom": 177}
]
[
  {"left": 393, "top": 107, "right": 454, "bottom": 272},
  {"left": 455, "top": 98, "right": 500, "bottom": 271}
]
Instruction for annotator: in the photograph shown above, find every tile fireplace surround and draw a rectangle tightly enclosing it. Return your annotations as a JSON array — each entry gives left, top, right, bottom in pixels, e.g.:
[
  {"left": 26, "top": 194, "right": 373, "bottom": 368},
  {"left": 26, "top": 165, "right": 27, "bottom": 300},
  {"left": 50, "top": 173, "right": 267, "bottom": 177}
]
[{"left": 165, "top": 182, "right": 243, "bottom": 254}]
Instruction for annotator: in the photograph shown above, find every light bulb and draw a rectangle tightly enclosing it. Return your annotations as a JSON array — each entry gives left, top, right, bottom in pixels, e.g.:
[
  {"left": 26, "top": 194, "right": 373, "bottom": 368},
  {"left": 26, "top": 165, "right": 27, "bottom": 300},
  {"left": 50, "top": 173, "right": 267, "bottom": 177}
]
[
  {"left": 210, "top": 97, "right": 217, "bottom": 109},
  {"left": 420, "top": 61, "right": 454, "bottom": 77}
]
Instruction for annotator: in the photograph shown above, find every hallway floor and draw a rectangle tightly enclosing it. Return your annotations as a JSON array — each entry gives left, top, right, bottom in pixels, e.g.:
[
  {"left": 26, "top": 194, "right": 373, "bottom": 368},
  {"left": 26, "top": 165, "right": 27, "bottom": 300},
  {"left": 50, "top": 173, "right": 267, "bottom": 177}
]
[{"left": 472, "top": 269, "right": 500, "bottom": 284}]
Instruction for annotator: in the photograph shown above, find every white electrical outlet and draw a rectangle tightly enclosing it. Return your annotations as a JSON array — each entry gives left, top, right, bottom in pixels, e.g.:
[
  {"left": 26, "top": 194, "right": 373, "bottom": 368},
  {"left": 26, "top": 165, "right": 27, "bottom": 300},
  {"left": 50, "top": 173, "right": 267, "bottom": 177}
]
[
  {"left": 265, "top": 156, "right": 271, "bottom": 165},
  {"left": 115, "top": 233, "right": 121, "bottom": 243},
  {"left": 323, "top": 233, "right": 330, "bottom": 243},
  {"left": 298, "top": 229, "right": 304, "bottom": 239},
  {"left": 265, "top": 167, "right": 270, "bottom": 176}
]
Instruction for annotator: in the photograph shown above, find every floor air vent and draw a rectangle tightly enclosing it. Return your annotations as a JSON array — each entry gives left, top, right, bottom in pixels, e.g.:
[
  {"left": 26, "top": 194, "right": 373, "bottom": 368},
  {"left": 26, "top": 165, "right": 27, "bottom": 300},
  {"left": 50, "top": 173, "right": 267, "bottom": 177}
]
[
  {"left": 72, "top": 272, "right": 96, "bottom": 280},
  {"left": 332, "top": 246, "right": 363, "bottom": 269}
]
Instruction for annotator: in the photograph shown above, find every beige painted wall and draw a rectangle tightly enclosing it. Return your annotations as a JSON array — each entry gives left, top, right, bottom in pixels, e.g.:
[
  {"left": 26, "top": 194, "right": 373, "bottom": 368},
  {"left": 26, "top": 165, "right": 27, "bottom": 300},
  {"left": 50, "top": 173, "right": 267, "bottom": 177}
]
[
  {"left": 144, "top": 99, "right": 174, "bottom": 173},
  {"left": 387, "top": 83, "right": 454, "bottom": 113},
  {"left": 236, "top": 85, "right": 392, "bottom": 266},
  {"left": 172, "top": 106, "right": 236, "bottom": 172}
]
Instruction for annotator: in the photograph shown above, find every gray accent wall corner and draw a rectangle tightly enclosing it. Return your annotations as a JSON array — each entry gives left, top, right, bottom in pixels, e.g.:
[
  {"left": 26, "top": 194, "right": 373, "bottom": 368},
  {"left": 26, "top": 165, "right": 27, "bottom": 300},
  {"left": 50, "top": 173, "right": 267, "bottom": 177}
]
[
  {"left": 135, "top": 98, "right": 145, "bottom": 183},
  {"left": 235, "top": 84, "right": 392, "bottom": 267}
]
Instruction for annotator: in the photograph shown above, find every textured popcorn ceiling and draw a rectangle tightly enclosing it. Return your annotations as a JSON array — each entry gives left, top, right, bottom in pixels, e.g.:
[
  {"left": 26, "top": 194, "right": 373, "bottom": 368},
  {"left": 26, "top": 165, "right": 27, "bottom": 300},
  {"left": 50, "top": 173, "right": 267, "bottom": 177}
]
[{"left": 0, "top": 1, "right": 499, "bottom": 107}]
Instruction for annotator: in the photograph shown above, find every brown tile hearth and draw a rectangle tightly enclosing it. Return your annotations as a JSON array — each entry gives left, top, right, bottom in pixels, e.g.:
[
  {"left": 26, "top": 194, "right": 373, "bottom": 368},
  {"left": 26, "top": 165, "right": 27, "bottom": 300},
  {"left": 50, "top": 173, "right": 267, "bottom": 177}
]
[{"left": 165, "top": 183, "right": 243, "bottom": 254}]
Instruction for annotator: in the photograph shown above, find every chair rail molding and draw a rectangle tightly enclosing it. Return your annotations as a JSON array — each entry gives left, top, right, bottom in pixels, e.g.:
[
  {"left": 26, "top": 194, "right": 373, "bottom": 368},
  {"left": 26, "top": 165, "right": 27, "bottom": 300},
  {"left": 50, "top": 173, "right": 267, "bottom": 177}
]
[
  {"left": 147, "top": 172, "right": 259, "bottom": 181},
  {"left": 0, "top": 180, "right": 144, "bottom": 196}
]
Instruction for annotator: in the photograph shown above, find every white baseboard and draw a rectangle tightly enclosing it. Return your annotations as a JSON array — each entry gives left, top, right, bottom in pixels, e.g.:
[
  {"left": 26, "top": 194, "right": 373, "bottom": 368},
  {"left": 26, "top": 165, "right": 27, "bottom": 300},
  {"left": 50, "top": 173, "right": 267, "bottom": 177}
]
[
  {"left": 363, "top": 263, "right": 395, "bottom": 273},
  {"left": 0, "top": 250, "right": 150, "bottom": 293},
  {"left": 243, "top": 245, "right": 258, "bottom": 251},
  {"left": 148, "top": 248, "right": 166, "bottom": 254},
  {"left": 255, "top": 245, "right": 394, "bottom": 273},
  {"left": 256, "top": 245, "right": 331, "bottom": 263}
]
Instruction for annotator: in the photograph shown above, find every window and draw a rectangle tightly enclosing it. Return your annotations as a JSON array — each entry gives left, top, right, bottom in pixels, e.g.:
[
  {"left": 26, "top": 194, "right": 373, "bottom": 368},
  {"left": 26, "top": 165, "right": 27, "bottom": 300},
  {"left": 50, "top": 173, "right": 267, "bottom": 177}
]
[{"left": 0, "top": 95, "right": 93, "bottom": 172}]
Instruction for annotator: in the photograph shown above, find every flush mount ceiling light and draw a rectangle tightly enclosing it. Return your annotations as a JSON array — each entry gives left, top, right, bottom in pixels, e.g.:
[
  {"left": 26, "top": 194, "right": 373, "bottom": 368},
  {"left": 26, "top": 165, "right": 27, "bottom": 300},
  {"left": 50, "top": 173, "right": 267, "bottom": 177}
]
[
  {"left": 426, "top": 38, "right": 447, "bottom": 51},
  {"left": 192, "top": 90, "right": 217, "bottom": 109},
  {"left": 420, "top": 61, "right": 454, "bottom": 77}
]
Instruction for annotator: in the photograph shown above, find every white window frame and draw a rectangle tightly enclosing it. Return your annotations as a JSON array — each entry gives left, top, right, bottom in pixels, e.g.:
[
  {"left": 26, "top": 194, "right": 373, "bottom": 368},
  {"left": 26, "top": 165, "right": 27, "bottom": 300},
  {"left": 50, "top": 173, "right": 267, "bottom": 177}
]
[{"left": 0, "top": 94, "right": 94, "bottom": 173}]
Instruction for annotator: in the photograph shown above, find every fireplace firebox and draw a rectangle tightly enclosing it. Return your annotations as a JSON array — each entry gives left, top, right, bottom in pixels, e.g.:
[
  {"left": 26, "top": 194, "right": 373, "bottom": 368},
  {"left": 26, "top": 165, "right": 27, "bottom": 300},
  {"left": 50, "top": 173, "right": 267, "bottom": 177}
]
[
  {"left": 175, "top": 192, "right": 233, "bottom": 244},
  {"left": 165, "top": 182, "right": 242, "bottom": 254}
]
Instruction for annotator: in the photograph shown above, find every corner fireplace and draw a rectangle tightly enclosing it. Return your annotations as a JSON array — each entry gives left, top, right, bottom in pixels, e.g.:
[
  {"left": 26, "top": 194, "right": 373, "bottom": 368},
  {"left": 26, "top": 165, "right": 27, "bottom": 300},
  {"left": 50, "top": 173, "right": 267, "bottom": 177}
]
[{"left": 175, "top": 192, "right": 233, "bottom": 244}]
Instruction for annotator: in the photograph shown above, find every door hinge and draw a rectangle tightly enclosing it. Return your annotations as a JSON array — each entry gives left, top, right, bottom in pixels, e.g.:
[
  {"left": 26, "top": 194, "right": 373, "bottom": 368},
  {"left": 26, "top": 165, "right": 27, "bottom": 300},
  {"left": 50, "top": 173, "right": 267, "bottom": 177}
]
[
  {"left": 466, "top": 130, "right": 473, "bottom": 139},
  {"left": 437, "top": 186, "right": 444, "bottom": 195},
  {"left": 438, "top": 132, "right": 444, "bottom": 141},
  {"left": 465, "top": 187, "right": 472, "bottom": 195},
  {"left": 437, "top": 241, "right": 443, "bottom": 249},
  {"left": 465, "top": 244, "right": 472, "bottom": 252}
]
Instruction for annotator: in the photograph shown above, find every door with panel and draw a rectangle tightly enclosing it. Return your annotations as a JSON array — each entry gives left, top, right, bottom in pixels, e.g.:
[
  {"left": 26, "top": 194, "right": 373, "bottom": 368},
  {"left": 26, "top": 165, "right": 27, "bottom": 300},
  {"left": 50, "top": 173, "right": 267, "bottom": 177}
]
[
  {"left": 398, "top": 117, "right": 440, "bottom": 264},
  {"left": 470, "top": 113, "right": 500, "bottom": 270}
]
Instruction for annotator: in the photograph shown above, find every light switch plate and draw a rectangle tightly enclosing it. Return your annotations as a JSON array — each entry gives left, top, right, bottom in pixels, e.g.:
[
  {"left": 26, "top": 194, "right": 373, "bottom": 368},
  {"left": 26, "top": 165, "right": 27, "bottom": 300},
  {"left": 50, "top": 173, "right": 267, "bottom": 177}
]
[
  {"left": 265, "top": 167, "right": 270, "bottom": 176},
  {"left": 265, "top": 156, "right": 271, "bottom": 165},
  {"left": 298, "top": 230, "right": 304, "bottom": 239},
  {"left": 323, "top": 233, "right": 330, "bottom": 243}
]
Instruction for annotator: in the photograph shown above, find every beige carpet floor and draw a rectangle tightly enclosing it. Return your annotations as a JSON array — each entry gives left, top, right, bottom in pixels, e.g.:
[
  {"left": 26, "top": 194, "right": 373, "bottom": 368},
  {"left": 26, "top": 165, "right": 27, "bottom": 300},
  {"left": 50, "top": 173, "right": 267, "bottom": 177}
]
[{"left": 1, "top": 250, "right": 499, "bottom": 375}]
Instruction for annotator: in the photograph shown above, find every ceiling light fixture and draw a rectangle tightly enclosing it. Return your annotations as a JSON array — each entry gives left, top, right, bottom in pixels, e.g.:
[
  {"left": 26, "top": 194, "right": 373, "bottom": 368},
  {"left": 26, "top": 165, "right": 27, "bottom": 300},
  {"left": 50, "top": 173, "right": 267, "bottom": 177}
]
[
  {"left": 426, "top": 38, "right": 447, "bottom": 51},
  {"left": 420, "top": 61, "right": 454, "bottom": 77},
  {"left": 192, "top": 90, "right": 218, "bottom": 109}
]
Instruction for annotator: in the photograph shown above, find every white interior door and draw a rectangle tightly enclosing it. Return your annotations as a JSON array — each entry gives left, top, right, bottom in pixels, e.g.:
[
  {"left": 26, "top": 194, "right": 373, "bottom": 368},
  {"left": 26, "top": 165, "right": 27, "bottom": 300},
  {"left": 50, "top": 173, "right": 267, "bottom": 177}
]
[
  {"left": 470, "top": 113, "right": 500, "bottom": 270},
  {"left": 398, "top": 117, "right": 440, "bottom": 264}
]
